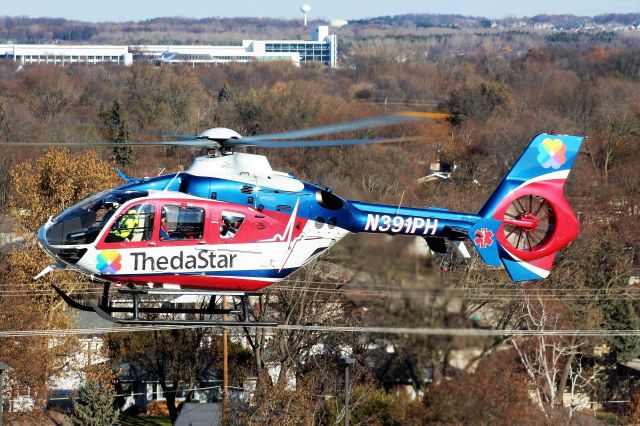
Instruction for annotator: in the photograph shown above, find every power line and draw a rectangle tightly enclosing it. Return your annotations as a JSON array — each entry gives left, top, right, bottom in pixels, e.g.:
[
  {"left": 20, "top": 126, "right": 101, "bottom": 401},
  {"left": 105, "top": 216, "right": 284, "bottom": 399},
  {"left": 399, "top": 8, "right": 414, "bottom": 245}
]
[
  {"left": 2, "top": 324, "right": 640, "bottom": 338},
  {"left": 2, "top": 280, "right": 639, "bottom": 296},
  {"left": 2, "top": 284, "right": 640, "bottom": 301}
]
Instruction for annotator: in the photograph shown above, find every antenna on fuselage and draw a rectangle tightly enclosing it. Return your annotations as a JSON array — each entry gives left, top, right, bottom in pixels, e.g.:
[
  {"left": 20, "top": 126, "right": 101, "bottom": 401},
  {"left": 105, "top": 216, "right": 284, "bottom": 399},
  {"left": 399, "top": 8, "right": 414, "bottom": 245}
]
[{"left": 163, "top": 171, "right": 181, "bottom": 192}]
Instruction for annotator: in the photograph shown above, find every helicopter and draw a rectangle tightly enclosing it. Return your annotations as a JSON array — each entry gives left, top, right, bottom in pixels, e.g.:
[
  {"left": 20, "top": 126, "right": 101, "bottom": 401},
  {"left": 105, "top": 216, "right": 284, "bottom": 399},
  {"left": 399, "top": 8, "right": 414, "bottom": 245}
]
[{"left": 10, "top": 113, "right": 584, "bottom": 326}]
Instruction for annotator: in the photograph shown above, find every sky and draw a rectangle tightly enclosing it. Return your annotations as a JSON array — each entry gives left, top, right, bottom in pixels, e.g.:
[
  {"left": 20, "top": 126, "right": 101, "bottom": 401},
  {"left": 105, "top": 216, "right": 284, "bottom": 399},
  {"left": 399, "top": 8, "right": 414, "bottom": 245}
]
[{"left": 0, "top": 0, "right": 638, "bottom": 22}]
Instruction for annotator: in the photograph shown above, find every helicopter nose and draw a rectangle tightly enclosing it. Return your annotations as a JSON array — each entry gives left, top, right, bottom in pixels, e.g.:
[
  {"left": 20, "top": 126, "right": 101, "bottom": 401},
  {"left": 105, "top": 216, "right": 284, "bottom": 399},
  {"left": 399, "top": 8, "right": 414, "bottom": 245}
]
[
  {"left": 37, "top": 219, "right": 88, "bottom": 266},
  {"left": 38, "top": 220, "right": 56, "bottom": 259}
]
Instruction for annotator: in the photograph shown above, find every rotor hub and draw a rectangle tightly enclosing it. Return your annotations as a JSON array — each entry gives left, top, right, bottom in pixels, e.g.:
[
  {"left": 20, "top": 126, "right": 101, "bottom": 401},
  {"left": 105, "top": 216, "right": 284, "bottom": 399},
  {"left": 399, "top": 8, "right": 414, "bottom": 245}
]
[
  {"left": 197, "top": 127, "right": 242, "bottom": 142},
  {"left": 503, "top": 212, "right": 538, "bottom": 233}
]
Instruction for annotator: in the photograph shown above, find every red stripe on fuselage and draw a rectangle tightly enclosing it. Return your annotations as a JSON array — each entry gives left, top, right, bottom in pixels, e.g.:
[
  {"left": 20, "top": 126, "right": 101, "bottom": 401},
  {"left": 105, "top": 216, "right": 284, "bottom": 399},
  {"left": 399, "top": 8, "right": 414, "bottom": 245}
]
[{"left": 104, "top": 274, "right": 275, "bottom": 292}]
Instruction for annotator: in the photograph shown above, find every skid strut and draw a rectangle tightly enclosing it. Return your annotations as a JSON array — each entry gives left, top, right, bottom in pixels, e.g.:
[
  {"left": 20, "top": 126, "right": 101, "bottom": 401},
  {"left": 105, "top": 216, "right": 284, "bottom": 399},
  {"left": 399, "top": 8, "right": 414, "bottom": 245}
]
[{"left": 52, "top": 284, "right": 277, "bottom": 327}]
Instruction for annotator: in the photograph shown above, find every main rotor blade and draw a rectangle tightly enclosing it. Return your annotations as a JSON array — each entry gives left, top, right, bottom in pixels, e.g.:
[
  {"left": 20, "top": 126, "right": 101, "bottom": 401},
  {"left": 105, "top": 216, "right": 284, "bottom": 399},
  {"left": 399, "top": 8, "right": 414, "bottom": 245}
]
[
  {"left": 241, "top": 113, "right": 439, "bottom": 142},
  {"left": 1, "top": 140, "right": 218, "bottom": 148},
  {"left": 225, "top": 136, "right": 423, "bottom": 148},
  {"left": 150, "top": 133, "right": 198, "bottom": 140}
]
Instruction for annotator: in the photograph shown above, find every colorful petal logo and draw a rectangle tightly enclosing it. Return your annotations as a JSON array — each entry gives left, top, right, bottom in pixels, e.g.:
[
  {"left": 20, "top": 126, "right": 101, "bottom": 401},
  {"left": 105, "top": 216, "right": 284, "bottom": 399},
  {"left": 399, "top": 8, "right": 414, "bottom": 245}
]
[
  {"left": 96, "top": 250, "right": 122, "bottom": 274},
  {"left": 537, "top": 138, "right": 567, "bottom": 169}
]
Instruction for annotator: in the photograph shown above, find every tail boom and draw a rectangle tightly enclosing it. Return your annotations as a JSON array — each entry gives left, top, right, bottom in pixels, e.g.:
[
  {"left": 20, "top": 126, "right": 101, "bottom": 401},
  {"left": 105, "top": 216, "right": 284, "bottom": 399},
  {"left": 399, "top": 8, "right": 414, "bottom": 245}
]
[
  {"left": 347, "top": 201, "right": 479, "bottom": 238},
  {"left": 342, "top": 133, "right": 583, "bottom": 281}
]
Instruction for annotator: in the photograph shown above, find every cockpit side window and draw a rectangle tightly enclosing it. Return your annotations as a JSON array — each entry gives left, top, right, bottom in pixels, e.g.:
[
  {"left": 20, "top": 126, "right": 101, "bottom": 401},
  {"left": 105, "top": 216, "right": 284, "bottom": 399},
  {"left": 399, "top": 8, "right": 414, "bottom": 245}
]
[
  {"left": 220, "top": 211, "right": 245, "bottom": 239},
  {"left": 105, "top": 203, "right": 155, "bottom": 243},
  {"left": 45, "top": 190, "right": 150, "bottom": 246},
  {"left": 160, "top": 205, "right": 205, "bottom": 241}
]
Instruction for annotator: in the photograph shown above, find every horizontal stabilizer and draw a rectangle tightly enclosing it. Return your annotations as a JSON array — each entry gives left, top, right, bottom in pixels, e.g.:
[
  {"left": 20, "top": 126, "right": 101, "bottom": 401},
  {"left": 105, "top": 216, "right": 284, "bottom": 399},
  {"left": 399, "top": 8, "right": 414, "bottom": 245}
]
[
  {"left": 501, "top": 252, "right": 556, "bottom": 281},
  {"left": 452, "top": 240, "right": 471, "bottom": 258}
]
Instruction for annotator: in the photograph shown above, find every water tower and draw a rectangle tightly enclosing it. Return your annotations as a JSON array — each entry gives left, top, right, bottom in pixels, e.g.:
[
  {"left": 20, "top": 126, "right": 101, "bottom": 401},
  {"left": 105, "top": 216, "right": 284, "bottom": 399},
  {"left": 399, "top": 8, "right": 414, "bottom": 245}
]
[{"left": 300, "top": 4, "right": 311, "bottom": 27}]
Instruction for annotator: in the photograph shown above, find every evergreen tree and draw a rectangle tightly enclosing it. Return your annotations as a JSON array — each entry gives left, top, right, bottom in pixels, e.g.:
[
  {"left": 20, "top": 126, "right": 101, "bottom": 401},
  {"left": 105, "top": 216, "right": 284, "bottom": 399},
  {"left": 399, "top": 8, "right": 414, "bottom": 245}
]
[
  {"left": 71, "top": 380, "right": 118, "bottom": 426},
  {"left": 218, "top": 82, "right": 231, "bottom": 102},
  {"left": 101, "top": 99, "right": 135, "bottom": 167}
]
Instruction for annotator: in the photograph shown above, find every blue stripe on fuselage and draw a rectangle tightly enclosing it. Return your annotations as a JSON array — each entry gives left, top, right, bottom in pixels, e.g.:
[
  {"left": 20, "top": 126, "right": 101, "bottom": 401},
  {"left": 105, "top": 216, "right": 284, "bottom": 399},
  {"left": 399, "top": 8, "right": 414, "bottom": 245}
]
[{"left": 101, "top": 267, "right": 298, "bottom": 280}]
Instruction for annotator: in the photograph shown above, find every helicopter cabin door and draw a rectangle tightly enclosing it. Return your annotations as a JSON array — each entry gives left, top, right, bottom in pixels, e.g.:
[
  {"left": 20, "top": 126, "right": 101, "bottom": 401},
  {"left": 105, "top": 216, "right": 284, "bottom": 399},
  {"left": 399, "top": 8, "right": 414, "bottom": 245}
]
[
  {"left": 100, "top": 201, "right": 157, "bottom": 249},
  {"left": 155, "top": 202, "right": 209, "bottom": 247}
]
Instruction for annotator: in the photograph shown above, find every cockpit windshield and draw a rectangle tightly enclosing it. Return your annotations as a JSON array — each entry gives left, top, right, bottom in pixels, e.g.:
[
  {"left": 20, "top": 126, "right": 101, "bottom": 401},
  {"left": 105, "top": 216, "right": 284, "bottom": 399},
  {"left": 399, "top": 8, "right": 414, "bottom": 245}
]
[{"left": 46, "top": 190, "right": 148, "bottom": 246}]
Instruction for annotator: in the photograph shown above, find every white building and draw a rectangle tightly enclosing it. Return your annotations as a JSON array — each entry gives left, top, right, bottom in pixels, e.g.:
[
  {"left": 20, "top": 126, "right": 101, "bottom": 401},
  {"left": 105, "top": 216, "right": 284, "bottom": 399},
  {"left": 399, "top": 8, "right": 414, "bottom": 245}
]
[
  {"left": 0, "top": 26, "right": 337, "bottom": 68},
  {"left": 145, "top": 25, "right": 336, "bottom": 68},
  {"left": 0, "top": 44, "right": 132, "bottom": 65}
]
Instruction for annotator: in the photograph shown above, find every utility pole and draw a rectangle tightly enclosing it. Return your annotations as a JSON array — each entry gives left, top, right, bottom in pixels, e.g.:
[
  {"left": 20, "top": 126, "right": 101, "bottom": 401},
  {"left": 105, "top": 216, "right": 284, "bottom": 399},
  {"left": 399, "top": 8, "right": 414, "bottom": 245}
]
[
  {"left": 344, "top": 358, "right": 355, "bottom": 426},
  {"left": 86, "top": 338, "right": 92, "bottom": 381},
  {"left": 222, "top": 296, "right": 228, "bottom": 426}
]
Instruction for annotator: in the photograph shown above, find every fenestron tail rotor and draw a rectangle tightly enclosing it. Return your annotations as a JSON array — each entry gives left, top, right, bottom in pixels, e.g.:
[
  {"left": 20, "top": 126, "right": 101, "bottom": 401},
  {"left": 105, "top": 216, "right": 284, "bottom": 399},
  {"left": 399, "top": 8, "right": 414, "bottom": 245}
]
[{"left": 502, "top": 195, "right": 555, "bottom": 252}]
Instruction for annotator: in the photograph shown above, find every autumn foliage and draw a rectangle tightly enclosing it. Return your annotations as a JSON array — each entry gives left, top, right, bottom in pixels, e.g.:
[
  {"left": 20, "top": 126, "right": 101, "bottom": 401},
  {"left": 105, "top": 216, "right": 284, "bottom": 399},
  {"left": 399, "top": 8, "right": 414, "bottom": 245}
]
[{"left": 0, "top": 148, "right": 116, "bottom": 414}]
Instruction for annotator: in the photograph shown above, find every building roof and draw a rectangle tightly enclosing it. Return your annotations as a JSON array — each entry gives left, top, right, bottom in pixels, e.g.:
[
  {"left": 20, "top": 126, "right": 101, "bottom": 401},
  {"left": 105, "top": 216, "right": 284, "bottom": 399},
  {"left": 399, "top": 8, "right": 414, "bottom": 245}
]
[{"left": 174, "top": 402, "right": 222, "bottom": 426}]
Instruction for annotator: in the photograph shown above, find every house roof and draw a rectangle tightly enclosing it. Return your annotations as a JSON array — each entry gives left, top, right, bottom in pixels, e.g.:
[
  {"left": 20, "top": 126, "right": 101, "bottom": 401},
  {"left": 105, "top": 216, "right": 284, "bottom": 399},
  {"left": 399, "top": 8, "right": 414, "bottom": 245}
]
[{"left": 175, "top": 402, "right": 222, "bottom": 426}]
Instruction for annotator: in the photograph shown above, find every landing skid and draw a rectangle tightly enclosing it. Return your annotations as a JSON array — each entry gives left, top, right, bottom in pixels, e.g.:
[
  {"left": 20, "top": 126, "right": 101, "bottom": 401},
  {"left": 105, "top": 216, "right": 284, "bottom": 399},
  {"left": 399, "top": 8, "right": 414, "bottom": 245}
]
[{"left": 52, "top": 284, "right": 277, "bottom": 327}]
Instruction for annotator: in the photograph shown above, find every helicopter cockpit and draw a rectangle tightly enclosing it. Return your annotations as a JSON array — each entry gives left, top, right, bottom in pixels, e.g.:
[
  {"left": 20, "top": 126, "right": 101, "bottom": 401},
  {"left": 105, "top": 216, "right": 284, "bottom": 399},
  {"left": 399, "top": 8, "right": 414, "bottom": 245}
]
[{"left": 39, "top": 190, "right": 148, "bottom": 263}]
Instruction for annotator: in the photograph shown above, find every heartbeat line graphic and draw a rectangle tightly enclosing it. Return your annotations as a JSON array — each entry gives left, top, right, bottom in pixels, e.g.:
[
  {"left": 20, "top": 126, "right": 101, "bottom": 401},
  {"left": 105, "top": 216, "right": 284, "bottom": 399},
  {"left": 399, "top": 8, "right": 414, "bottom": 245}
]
[{"left": 258, "top": 198, "right": 306, "bottom": 272}]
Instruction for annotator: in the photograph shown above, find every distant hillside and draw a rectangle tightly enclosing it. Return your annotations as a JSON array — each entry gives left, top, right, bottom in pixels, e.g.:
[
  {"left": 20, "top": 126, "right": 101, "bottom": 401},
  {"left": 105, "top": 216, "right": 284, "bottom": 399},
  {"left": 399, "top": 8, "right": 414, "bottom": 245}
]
[
  {"left": 0, "top": 13, "right": 639, "bottom": 44},
  {"left": 351, "top": 13, "right": 640, "bottom": 29}
]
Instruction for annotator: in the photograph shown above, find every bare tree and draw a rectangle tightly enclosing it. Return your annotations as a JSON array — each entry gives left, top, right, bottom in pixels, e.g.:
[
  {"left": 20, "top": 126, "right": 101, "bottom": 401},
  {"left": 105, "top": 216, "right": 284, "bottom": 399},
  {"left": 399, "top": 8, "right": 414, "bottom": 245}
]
[
  {"left": 510, "top": 294, "right": 589, "bottom": 418},
  {"left": 237, "top": 261, "right": 358, "bottom": 421},
  {"left": 566, "top": 356, "right": 601, "bottom": 419}
]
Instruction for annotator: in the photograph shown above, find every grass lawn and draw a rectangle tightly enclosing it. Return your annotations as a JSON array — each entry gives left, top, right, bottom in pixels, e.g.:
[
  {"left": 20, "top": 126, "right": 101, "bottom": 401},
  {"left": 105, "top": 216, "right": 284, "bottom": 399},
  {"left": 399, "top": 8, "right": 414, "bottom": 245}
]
[{"left": 118, "top": 414, "right": 173, "bottom": 426}]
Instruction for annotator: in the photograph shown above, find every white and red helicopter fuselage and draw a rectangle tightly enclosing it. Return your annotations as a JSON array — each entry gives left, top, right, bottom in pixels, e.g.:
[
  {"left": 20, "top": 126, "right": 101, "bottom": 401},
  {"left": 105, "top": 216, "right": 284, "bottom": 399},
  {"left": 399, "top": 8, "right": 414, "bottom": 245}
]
[
  {"left": 40, "top": 189, "right": 350, "bottom": 292},
  {"left": 38, "top": 132, "right": 584, "bottom": 295}
]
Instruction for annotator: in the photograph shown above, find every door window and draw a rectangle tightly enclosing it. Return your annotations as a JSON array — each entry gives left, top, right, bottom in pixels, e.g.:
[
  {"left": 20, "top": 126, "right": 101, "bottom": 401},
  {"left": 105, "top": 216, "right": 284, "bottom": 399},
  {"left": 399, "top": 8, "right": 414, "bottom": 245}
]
[
  {"left": 220, "top": 211, "right": 245, "bottom": 239},
  {"left": 160, "top": 205, "right": 205, "bottom": 241},
  {"left": 105, "top": 203, "right": 155, "bottom": 243}
]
